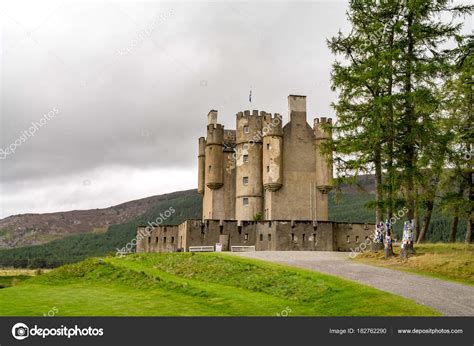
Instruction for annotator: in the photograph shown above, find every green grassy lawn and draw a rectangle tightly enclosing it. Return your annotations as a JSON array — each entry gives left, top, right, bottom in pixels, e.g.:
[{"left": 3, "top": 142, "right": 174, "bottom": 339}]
[
  {"left": 0, "top": 253, "right": 440, "bottom": 316},
  {"left": 353, "top": 243, "right": 474, "bottom": 285}
]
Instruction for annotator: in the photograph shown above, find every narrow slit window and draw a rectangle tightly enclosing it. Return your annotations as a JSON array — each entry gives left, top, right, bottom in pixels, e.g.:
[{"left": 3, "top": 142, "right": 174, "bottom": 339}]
[
  {"left": 243, "top": 155, "right": 248, "bottom": 163},
  {"left": 243, "top": 176, "right": 249, "bottom": 185},
  {"left": 243, "top": 197, "right": 249, "bottom": 206}
]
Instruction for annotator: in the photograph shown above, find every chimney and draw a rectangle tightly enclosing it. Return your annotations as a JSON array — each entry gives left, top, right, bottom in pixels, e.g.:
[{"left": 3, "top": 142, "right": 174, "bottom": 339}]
[
  {"left": 208, "top": 110, "right": 218, "bottom": 125},
  {"left": 288, "top": 95, "right": 306, "bottom": 124}
]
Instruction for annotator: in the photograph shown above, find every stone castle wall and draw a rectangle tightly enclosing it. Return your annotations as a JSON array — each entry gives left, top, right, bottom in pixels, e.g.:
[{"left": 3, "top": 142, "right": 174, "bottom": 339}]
[{"left": 136, "top": 220, "right": 373, "bottom": 253}]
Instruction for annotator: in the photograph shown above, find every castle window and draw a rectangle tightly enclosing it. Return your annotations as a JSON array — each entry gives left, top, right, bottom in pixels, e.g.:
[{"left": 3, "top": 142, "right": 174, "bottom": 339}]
[
  {"left": 244, "top": 233, "right": 249, "bottom": 241},
  {"left": 266, "top": 166, "right": 270, "bottom": 173},
  {"left": 164, "top": 237, "right": 167, "bottom": 244},
  {"left": 346, "top": 235, "right": 350, "bottom": 243},
  {"left": 171, "top": 236, "right": 175, "bottom": 244},
  {"left": 243, "top": 197, "right": 249, "bottom": 206},
  {"left": 291, "top": 233, "right": 295, "bottom": 241},
  {"left": 243, "top": 177, "right": 249, "bottom": 185},
  {"left": 243, "top": 155, "right": 248, "bottom": 163},
  {"left": 155, "top": 237, "right": 158, "bottom": 244},
  {"left": 208, "top": 165, "right": 212, "bottom": 173},
  {"left": 238, "top": 226, "right": 242, "bottom": 235},
  {"left": 148, "top": 237, "right": 151, "bottom": 245},
  {"left": 267, "top": 143, "right": 271, "bottom": 150},
  {"left": 259, "top": 234, "right": 263, "bottom": 241},
  {"left": 268, "top": 234, "right": 271, "bottom": 241},
  {"left": 355, "top": 236, "right": 359, "bottom": 243},
  {"left": 365, "top": 236, "right": 369, "bottom": 240},
  {"left": 302, "top": 234, "right": 306, "bottom": 242},
  {"left": 313, "top": 233, "right": 316, "bottom": 242},
  {"left": 243, "top": 126, "right": 249, "bottom": 134}
]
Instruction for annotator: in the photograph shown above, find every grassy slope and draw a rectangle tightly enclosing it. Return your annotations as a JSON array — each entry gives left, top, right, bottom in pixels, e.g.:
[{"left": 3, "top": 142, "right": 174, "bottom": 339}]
[
  {"left": 353, "top": 243, "right": 474, "bottom": 285},
  {"left": 0, "top": 253, "right": 439, "bottom": 316}
]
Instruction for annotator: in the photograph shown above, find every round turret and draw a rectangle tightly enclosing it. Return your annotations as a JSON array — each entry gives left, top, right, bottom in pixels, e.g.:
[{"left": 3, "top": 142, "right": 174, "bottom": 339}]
[
  {"left": 205, "top": 124, "right": 225, "bottom": 190},
  {"left": 198, "top": 137, "right": 206, "bottom": 194},
  {"left": 262, "top": 112, "right": 283, "bottom": 192}
]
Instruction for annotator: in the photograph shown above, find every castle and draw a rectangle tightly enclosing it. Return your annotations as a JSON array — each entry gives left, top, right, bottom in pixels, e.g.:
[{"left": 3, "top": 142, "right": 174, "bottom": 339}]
[
  {"left": 199, "top": 95, "right": 332, "bottom": 222},
  {"left": 136, "top": 95, "right": 373, "bottom": 253}
]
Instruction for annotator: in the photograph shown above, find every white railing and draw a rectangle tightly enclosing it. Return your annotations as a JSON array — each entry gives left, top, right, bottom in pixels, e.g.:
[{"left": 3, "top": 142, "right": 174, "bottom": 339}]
[
  {"left": 188, "top": 246, "right": 215, "bottom": 252},
  {"left": 231, "top": 245, "right": 256, "bottom": 252}
]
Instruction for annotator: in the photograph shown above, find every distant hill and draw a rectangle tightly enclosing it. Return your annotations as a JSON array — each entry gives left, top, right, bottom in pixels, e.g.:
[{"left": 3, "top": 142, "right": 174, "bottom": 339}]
[{"left": 0, "top": 190, "right": 197, "bottom": 249}]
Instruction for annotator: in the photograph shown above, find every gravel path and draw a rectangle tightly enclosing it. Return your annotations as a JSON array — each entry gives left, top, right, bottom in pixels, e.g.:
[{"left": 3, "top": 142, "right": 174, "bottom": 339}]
[{"left": 232, "top": 251, "right": 474, "bottom": 316}]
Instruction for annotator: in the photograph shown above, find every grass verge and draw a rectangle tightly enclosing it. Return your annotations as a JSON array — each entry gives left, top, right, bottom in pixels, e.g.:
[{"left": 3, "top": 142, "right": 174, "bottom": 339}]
[{"left": 353, "top": 243, "right": 473, "bottom": 285}]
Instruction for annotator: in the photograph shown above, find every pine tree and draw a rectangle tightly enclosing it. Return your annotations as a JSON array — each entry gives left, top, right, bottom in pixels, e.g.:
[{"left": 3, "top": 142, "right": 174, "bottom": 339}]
[{"left": 327, "top": 0, "right": 401, "bottom": 223}]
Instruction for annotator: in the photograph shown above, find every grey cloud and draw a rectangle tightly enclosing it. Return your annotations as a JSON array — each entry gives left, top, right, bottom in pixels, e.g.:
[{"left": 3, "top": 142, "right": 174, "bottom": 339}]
[{"left": 0, "top": 1, "right": 348, "bottom": 217}]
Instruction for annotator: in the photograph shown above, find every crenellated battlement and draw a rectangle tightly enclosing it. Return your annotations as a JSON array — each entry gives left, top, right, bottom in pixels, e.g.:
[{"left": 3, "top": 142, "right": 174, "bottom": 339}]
[
  {"left": 314, "top": 117, "right": 333, "bottom": 125},
  {"left": 206, "top": 123, "right": 224, "bottom": 145},
  {"left": 314, "top": 117, "right": 333, "bottom": 139},
  {"left": 236, "top": 110, "right": 263, "bottom": 119}
]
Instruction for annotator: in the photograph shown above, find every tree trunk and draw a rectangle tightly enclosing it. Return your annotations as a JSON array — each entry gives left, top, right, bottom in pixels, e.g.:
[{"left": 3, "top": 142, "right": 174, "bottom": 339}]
[
  {"left": 414, "top": 193, "right": 420, "bottom": 241},
  {"left": 403, "top": 8, "right": 416, "bottom": 221},
  {"left": 465, "top": 170, "right": 473, "bottom": 243},
  {"left": 449, "top": 214, "right": 459, "bottom": 243},
  {"left": 417, "top": 199, "right": 433, "bottom": 243},
  {"left": 375, "top": 145, "right": 383, "bottom": 224},
  {"left": 466, "top": 219, "right": 473, "bottom": 243},
  {"left": 386, "top": 26, "right": 395, "bottom": 221}
]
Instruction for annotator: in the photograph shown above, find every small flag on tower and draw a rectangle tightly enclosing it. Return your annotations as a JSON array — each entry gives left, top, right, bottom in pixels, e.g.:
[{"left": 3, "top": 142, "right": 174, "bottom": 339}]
[{"left": 249, "top": 88, "right": 252, "bottom": 103}]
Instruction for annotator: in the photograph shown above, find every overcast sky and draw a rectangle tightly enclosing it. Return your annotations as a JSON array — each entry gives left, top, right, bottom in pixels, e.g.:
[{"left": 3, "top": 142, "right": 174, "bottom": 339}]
[{"left": 0, "top": 1, "right": 471, "bottom": 219}]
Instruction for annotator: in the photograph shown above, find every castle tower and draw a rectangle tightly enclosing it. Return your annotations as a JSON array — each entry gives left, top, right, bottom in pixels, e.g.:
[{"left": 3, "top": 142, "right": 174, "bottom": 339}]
[
  {"left": 262, "top": 112, "right": 283, "bottom": 192},
  {"left": 202, "top": 110, "right": 225, "bottom": 219},
  {"left": 205, "top": 115, "right": 224, "bottom": 190},
  {"left": 235, "top": 110, "right": 263, "bottom": 220},
  {"left": 262, "top": 112, "right": 283, "bottom": 220},
  {"left": 197, "top": 137, "right": 206, "bottom": 194},
  {"left": 314, "top": 117, "right": 333, "bottom": 220}
]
